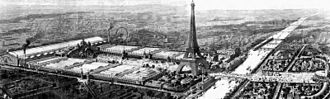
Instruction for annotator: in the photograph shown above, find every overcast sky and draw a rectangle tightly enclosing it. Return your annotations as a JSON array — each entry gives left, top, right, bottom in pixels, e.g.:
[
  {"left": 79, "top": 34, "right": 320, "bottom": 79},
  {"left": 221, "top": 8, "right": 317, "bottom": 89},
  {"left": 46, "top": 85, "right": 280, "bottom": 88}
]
[{"left": 1, "top": 0, "right": 330, "bottom": 10}]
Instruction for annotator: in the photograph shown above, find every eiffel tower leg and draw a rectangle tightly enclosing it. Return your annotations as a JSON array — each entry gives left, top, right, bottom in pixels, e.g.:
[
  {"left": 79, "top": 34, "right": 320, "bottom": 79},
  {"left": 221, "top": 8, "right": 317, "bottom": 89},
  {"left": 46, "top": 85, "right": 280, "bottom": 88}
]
[
  {"left": 198, "top": 59, "right": 210, "bottom": 69},
  {"left": 176, "top": 63, "right": 186, "bottom": 74},
  {"left": 190, "top": 62, "right": 198, "bottom": 76}
]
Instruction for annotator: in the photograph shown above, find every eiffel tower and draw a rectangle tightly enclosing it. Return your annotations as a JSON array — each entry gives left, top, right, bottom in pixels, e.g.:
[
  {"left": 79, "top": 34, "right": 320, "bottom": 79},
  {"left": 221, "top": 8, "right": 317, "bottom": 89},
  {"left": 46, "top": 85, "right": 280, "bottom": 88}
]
[{"left": 176, "top": 0, "right": 209, "bottom": 76}]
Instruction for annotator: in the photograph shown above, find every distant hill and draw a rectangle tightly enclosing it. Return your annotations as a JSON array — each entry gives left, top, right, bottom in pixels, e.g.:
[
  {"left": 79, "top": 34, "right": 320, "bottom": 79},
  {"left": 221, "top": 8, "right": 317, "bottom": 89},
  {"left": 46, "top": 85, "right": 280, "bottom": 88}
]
[{"left": 0, "top": 12, "right": 92, "bottom": 24}]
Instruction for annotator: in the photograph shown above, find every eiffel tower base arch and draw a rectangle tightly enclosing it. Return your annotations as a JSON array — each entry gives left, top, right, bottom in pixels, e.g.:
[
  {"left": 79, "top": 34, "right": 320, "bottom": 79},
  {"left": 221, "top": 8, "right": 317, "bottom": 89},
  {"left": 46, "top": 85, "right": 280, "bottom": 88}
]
[{"left": 176, "top": 58, "right": 209, "bottom": 76}]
